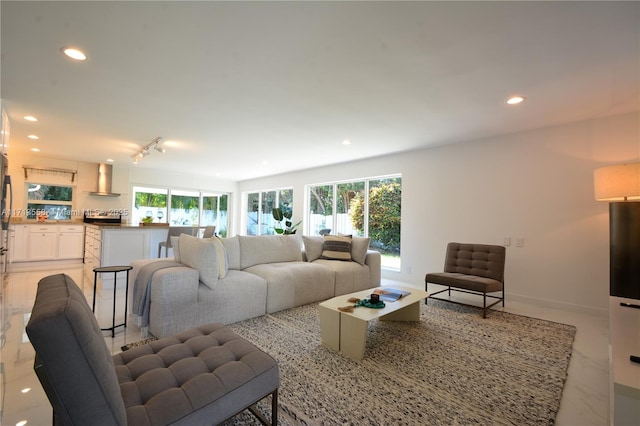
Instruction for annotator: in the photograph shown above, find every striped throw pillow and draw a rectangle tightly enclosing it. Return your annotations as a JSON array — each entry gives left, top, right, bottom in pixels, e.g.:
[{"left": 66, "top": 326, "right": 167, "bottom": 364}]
[{"left": 321, "top": 235, "right": 352, "bottom": 261}]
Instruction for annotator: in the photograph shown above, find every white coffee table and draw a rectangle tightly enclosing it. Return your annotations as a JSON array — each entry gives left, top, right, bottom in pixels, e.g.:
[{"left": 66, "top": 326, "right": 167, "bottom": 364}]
[{"left": 318, "top": 286, "right": 428, "bottom": 360}]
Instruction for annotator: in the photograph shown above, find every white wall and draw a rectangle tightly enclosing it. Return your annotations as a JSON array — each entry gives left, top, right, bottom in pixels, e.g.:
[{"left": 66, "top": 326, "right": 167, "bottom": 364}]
[
  {"left": 7, "top": 155, "right": 132, "bottom": 221},
  {"left": 7, "top": 113, "right": 638, "bottom": 313},
  {"left": 7, "top": 154, "right": 239, "bottom": 228},
  {"left": 238, "top": 112, "right": 639, "bottom": 314}
]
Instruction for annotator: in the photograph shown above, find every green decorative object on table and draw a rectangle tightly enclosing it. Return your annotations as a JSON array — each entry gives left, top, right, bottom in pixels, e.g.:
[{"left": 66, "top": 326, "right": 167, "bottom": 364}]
[
  {"left": 338, "top": 297, "right": 385, "bottom": 312},
  {"left": 356, "top": 298, "right": 386, "bottom": 309}
]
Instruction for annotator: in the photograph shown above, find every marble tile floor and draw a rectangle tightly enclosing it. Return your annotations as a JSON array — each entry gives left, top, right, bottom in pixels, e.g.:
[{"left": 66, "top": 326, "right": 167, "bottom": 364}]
[{"left": 0, "top": 267, "right": 609, "bottom": 426}]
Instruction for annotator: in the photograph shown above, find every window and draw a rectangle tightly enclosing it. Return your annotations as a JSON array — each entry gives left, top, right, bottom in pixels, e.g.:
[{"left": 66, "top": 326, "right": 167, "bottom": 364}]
[
  {"left": 133, "top": 187, "right": 168, "bottom": 224},
  {"left": 202, "top": 193, "right": 229, "bottom": 237},
  {"left": 26, "top": 183, "right": 74, "bottom": 220},
  {"left": 245, "top": 188, "right": 293, "bottom": 235},
  {"left": 170, "top": 190, "right": 200, "bottom": 226},
  {"left": 307, "top": 175, "right": 401, "bottom": 270},
  {"left": 132, "top": 186, "right": 229, "bottom": 236}
]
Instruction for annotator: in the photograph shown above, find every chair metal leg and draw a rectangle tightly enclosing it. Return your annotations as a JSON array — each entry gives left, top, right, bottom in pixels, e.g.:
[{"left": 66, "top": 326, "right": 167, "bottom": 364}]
[
  {"left": 483, "top": 292, "right": 487, "bottom": 319},
  {"left": 271, "top": 389, "right": 278, "bottom": 426},
  {"left": 247, "top": 389, "right": 278, "bottom": 426}
]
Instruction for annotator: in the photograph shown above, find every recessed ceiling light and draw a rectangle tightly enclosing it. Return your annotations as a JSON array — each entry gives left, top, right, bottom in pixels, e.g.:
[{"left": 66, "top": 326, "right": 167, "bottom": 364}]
[
  {"left": 31, "top": 148, "right": 40, "bottom": 152},
  {"left": 24, "top": 116, "right": 38, "bottom": 122},
  {"left": 27, "top": 135, "right": 39, "bottom": 140},
  {"left": 21, "top": 388, "right": 31, "bottom": 394},
  {"left": 62, "top": 47, "right": 87, "bottom": 61},
  {"left": 106, "top": 158, "right": 114, "bottom": 163},
  {"left": 16, "top": 420, "right": 28, "bottom": 426},
  {"left": 506, "top": 96, "right": 525, "bottom": 105},
  {"left": 342, "top": 139, "right": 352, "bottom": 145}
]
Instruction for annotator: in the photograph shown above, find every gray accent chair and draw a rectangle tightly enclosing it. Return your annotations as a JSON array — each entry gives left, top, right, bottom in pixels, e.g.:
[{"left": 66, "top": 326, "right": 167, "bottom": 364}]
[
  {"left": 425, "top": 242, "right": 506, "bottom": 318},
  {"left": 202, "top": 226, "right": 216, "bottom": 238},
  {"left": 158, "top": 226, "right": 198, "bottom": 257},
  {"left": 26, "top": 273, "right": 279, "bottom": 425}
]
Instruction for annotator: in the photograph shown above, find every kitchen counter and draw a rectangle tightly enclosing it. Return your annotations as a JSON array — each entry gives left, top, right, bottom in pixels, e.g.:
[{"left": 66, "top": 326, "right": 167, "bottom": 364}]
[{"left": 84, "top": 224, "right": 171, "bottom": 288}]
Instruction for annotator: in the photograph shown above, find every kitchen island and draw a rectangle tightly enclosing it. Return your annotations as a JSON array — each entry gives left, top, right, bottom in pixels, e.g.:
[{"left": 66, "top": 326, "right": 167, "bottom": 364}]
[{"left": 84, "top": 223, "right": 169, "bottom": 289}]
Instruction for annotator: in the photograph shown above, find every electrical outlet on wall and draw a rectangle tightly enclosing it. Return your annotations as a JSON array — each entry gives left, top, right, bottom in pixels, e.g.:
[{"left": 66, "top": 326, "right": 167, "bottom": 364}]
[
  {"left": 516, "top": 237, "right": 525, "bottom": 248},
  {"left": 503, "top": 237, "right": 511, "bottom": 247},
  {"left": 406, "top": 265, "right": 412, "bottom": 274}
]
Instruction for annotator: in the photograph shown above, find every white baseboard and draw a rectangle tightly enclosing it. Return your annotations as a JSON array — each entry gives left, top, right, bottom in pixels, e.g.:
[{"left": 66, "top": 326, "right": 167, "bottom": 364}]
[
  {"left": 385, "top": 279, "right": 609, "bottom": 319},
  {"left": 8, "top": 259, "right": 83, "bottom": 272},
  {"left": 507, "top": 292, "right": 608, "bottom": 319}
]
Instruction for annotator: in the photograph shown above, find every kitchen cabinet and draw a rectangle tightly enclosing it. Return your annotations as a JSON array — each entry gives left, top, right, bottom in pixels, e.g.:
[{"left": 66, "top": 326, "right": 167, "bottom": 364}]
[
  {"left": 8, "top": 223, "right": 85, "bottom": 265},
  {"left": 83, "top": 225, "right": 101, "bottom": 279},
  {"left": 28, "top": 225, "right": 58, "bottom": 260},
  {"left": 9, "top": 224, "right": 29, "bottom": 262},
  {"left": 58, "top": 224, "right": 85, "bottom": 259}
]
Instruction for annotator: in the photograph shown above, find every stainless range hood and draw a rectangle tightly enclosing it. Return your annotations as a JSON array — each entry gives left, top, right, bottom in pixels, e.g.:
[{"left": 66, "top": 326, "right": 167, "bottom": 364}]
[{"left": 89, "top": 163, "right": 121, "bottom": 197}]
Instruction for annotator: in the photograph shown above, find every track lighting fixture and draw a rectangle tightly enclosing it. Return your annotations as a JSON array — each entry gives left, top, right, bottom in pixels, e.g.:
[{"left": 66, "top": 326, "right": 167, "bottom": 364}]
[{"left": 132, "top": 137, "right": 165, "bottom": 164}]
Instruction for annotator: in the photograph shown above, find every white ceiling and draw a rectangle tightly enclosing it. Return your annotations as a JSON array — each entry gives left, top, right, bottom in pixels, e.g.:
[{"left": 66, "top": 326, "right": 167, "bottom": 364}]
[{"left": 1, "top": 1, "right": 638, "bottom": 181}]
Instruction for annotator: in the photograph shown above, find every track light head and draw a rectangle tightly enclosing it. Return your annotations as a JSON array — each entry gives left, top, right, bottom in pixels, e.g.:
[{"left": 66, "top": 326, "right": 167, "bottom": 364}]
[{"left": 132, "top": 136, "right": 166, "bottom": 163}]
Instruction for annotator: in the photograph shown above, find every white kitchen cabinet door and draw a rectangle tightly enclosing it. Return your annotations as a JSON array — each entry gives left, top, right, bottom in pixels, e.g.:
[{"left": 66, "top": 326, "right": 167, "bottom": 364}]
[
  {"left": 9, "top": 225, "right": 29, "bottom": 262},
  {"left": 58, "top": 229, "right": 84, "bottom": 259},
  {"left": 28, "top": 228, "right": 57, "bottom": 260}
]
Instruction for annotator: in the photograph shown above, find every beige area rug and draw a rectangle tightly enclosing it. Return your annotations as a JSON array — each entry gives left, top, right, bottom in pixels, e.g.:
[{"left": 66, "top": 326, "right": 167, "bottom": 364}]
[{"left": 218, "top": 299, "right": 576, "bottom": 425}]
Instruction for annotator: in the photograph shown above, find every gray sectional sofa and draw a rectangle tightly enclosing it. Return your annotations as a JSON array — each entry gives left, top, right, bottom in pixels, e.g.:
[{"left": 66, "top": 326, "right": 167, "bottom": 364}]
[{"left": 130, "top": 234, "right": 381, "bottom": 338}]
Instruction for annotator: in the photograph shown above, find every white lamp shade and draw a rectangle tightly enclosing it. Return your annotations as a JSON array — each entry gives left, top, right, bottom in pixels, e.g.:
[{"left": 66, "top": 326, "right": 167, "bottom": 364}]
[{"left": 593, "top": 162, "right": 640, "bottom": 201}]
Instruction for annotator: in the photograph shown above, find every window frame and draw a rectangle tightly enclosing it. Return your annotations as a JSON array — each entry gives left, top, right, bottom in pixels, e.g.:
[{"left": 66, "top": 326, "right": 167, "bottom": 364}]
[
  {"left": 25, "top": 182, "right": 75, "bottom": 220},
  {"left": 305, "top": 174, "right": 401, "bottom": 271},
  {"left": 132, "top": 186, "right": 230, "bottom": 237},
  {"left": 244, "top": 188, "right": 293, "bottom": 236}
]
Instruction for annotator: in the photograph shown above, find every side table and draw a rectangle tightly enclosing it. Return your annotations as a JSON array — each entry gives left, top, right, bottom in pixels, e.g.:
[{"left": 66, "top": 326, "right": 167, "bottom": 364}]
[{"left": 92, "top": 265, "right": 133, "bottom": 337}]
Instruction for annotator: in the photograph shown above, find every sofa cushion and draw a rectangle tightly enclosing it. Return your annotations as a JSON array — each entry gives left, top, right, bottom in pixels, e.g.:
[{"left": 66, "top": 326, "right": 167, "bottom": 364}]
[
  {"left": 239, "top": 235, "right": 303, "bottom": 269},
  {"left": 245, "top": 262, "right": 335, "bottom": 313},
  {"left": 351, "top": 236, "right": 371, "bottom": 265},
  {"left": 197, "top": 270, "right": 267, "bottom": 326},
  {"left": 321, "top": 235, "right": 352, "bottom": 261},
  {"left": 211, "top": 236, "right": 229, "bottom": 279},
  {"left": 305, "top": 235, "right": 370, "bottom": 265},
  {"left": 221, "top": 235, "right": 241, "bottom": 270},
  {"left": 314, "top": 258, "right": 372, "bottom": 295},
  {"left": 170, "top": 236, "right": 181, "bottom": 262},
  {"left": 179, "top": 234, "right": 218, "bottom": 289},
  {"left": 302, "top": 235, "right": 324, "bottom": 262}
]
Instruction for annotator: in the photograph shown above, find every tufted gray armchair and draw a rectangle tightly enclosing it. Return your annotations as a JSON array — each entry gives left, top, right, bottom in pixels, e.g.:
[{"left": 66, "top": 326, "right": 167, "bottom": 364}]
[
  {"left": 26, "top": 273, "right": 279, "bottom": 425},
  {"left": 425, "top": 242, "right": 506, "bottom": 318}
]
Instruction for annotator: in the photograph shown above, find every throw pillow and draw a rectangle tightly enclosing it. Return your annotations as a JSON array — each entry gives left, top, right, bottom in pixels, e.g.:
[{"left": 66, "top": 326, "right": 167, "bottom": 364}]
[
  {"left": 211, "top": 236, "right": 228, "bottom": 279},
  {"left": 178, "top": 234, "right": 218, "bottom": 289},
  {"left": 170, "top": 236, "right": 181, "bottom": 262},
  {"left": 321, "top": 235, "right": 352, "bottom": 261},
  {"left": 351, "top": 236, "right": 371, "bottom": 266},
  {"left": 302, "top": 235, "right": 324, "bottom": 262}
]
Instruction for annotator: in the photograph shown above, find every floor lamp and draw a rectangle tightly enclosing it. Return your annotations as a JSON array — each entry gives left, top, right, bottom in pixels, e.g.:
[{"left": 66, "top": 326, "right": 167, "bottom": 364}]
[{"left": 594, "top": 162, "right": 640, "bottom": 300}]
